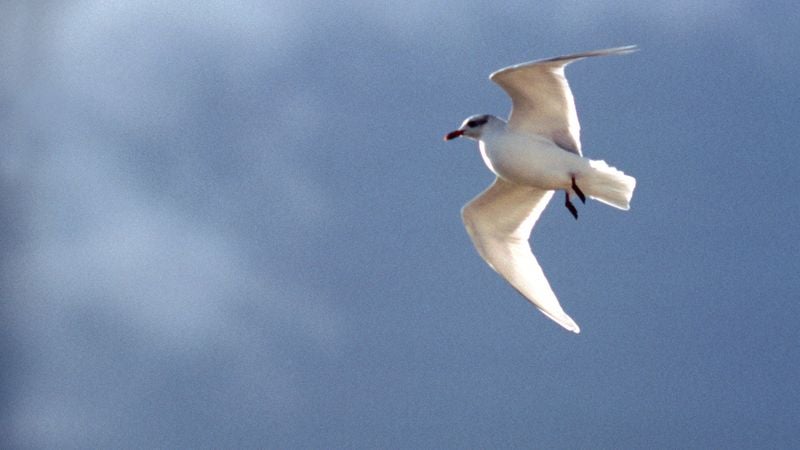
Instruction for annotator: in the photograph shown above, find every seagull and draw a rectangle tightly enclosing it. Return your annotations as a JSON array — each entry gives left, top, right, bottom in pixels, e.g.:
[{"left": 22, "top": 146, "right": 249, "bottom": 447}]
[{"left": 444, "top": 46, "right": 638, "bottom": 333}]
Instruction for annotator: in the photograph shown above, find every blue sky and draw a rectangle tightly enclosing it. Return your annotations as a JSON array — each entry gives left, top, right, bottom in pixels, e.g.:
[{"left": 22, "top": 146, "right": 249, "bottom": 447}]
[{"left": 2, "top": 1, "right": 799, "bottom": 448}]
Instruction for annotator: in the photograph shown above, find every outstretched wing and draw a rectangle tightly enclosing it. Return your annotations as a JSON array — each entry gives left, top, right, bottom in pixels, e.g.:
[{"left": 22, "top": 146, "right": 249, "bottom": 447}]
[
  {"left": 461, "top": 177, "right": 580, "bottom": 333},
  {"left": 489, "top": 45, "right": 637, "bottom": 156}
]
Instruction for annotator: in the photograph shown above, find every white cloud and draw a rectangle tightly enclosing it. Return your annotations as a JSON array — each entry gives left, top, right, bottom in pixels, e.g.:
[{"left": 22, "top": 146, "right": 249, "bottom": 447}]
[
  {"left": 6, "top": 137, "right": 343, "bottom": 446},
  {"left": 3, "top": 3, "right": 344, "bottom": 443}
]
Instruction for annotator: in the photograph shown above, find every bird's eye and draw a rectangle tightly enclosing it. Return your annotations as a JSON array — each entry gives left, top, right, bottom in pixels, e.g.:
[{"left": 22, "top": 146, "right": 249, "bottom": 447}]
[{"left": 466, "top": 117, "right": 489, "bottom": 128}]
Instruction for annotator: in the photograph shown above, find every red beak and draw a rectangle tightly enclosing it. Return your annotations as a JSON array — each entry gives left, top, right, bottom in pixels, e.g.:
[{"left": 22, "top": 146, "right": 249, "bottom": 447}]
[{"left": 444, "top": 129, "right": 464, "bottom": 141}]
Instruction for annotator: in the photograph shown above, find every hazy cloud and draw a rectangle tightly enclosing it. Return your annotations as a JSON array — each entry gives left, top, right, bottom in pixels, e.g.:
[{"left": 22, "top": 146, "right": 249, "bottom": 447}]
[{"left": 3, "top": 1, "right": 799, "bottom": 448}]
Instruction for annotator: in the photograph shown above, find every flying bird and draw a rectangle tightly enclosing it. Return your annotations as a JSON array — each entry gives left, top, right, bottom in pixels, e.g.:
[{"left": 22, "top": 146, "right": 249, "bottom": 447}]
[{"left": 444, "top": 46, "right": 638, "bottom": 333}]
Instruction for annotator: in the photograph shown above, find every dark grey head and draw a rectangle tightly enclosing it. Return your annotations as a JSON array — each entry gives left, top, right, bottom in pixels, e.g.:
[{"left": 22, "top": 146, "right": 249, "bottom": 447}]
[{"left": 443, "top": 114, "right": 503, "bottom": 141}]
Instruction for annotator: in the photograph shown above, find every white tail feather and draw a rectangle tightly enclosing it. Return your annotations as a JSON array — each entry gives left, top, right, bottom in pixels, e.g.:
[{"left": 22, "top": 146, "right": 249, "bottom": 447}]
[{"left": 581, "top": 160, "right": 636, "bottom": 210}]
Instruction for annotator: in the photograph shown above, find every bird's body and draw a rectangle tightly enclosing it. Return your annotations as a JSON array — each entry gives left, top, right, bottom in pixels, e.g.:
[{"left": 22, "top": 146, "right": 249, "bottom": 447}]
[
  {"left": 477, "top": 119, "right": 587, "bottom": 190},
  {"left": 444, "top": 46, "right": 638, "bottom": 333}
]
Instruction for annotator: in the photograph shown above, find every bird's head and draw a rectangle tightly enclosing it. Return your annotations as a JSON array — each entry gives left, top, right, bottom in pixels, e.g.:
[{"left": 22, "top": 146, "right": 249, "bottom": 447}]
[{"left": 443, "top": 114, "right": 502, "bottom": 141}]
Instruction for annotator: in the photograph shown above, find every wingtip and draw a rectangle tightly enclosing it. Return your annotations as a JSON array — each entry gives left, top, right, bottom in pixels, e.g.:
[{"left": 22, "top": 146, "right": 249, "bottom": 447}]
[
  {"left": 564, "top": 321, "right": 581, "bottom": 334},
  {"left": 613, "top": 44, "right": 640, "bottom": 55},
  {"left": 540, "top": 309, "right": 581, "bottom": 334},
  {"left": 590, "top": 44, "right": 639, "bottom": 57}
]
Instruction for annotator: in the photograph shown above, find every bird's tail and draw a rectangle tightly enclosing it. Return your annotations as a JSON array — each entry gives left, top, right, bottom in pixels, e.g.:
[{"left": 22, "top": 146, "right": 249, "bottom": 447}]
[{"left": 580, "top": 160, "right": 636, "bottom": 210}]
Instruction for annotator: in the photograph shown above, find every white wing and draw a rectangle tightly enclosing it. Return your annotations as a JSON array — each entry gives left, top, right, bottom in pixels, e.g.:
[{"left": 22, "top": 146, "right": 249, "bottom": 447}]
[
  {"left": 461, "top": 177, "right": 580, "bottom": 333},
  {"left": 489, "top": 45, "right": 638, "bottom": 156}
]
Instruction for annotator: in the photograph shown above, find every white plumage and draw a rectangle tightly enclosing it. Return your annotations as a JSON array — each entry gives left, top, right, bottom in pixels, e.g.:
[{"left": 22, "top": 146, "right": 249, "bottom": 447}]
[{"left": 444, "top": 46, "right": 638, "bottom": 333}]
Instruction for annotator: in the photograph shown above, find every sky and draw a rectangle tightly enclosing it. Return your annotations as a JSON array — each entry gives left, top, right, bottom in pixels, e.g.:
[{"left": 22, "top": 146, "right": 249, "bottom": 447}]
[{"left": 2, "top": 1, "right": 799, "bottom": 448}]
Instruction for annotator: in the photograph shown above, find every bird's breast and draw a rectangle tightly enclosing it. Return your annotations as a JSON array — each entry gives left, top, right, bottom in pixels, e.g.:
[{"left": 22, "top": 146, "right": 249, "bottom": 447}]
[{"left": 480, "top": 132, "right": 584, "bottom": 190}]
